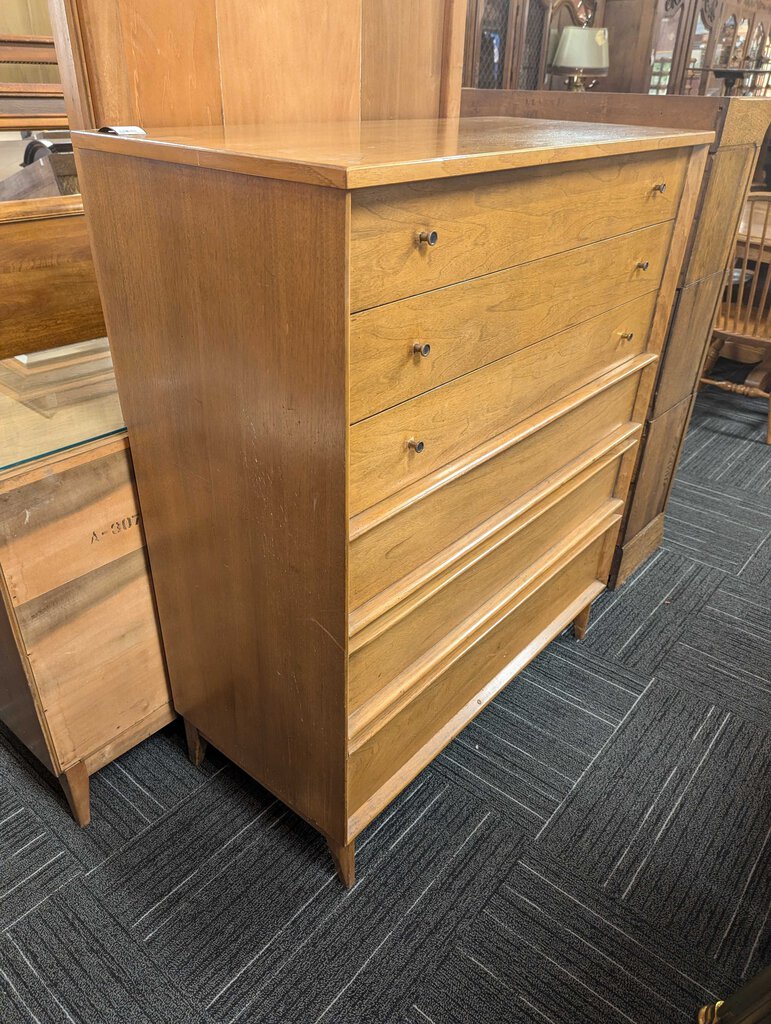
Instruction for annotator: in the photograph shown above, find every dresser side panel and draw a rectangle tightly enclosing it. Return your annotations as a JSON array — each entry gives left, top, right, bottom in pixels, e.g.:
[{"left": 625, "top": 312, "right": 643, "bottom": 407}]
[
  {"left": 0, "top": 573, "right": 55, "bottom": 774},
  {"left": 76, "top": 151, "right": 349, "bottom": 840}
]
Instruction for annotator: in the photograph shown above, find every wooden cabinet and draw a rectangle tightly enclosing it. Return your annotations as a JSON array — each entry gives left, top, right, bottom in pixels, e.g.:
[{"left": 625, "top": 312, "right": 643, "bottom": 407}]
[
  {"left": 462, "top": 0, "right": 603, "bottom": 91},
  {"left": 601, "top": 0, "right": 771, "bottom": 97},
  {"left": 0, "top": 345, "right": 173, "bottom": 823},
  {"left": 73, "top": 116, "right": 710, "bottom": 884}
]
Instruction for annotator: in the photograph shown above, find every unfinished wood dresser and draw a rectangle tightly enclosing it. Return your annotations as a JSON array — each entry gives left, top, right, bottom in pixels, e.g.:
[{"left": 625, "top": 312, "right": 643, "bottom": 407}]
[
  {"left": 0, "top": 342, "right": 173, "bottom": 826},
  {"left": 74, "top": 116, "right": 712, "bottom": 884}
]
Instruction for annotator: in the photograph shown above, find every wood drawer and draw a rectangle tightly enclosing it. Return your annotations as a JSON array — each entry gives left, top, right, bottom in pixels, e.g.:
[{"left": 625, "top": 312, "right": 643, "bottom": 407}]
[
  {"left": 349, "top": 447, "right": 628, "bottom": 715},
  {"left": 350, "top": 292, "right": 657, "bottom": 514},
  {"left": 348, "top": 519, "right": 616, "bottom": 826},
  {"left": 350, "top": 369, "right": 643, "bottom": 610},
  {"left": 350, "top": 149, "right": 688, "bottom": 310},
  {"left": 350, "top": 222, "right": 670, "bottom": 422}
]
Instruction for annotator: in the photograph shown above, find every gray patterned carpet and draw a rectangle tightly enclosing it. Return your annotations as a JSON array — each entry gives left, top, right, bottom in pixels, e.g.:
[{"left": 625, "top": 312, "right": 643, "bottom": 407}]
[{"left": 1, "top": 371, "right": 770, "bottom": 1024}]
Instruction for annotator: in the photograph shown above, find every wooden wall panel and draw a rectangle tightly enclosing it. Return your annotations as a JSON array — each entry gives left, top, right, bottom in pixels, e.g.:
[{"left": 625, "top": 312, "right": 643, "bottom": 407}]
[
  {"left": 217, "top": 0, "right": 361, "bottom": 124},
  {"left": 50, "top": 0, "right": 464, "bottom": 129},
  {"left": 362, "top": 0, "right": 446, "bottom": 120},
  {"left": 115, "top": 0, "right": 223, "bottom": 128},
  {"left": 1, "top": 0, "right": 59, "bottom": 84}
]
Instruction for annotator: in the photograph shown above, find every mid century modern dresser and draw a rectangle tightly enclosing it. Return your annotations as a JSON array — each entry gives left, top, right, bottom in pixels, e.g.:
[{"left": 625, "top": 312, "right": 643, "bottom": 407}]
[{"left": 74, "top": 116, "right": 712, "bottom": 884}]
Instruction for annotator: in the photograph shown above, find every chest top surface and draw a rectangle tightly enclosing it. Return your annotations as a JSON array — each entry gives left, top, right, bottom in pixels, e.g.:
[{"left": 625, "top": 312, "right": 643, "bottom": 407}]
[{"left": 73, "top": 116, "right": 714, "bottom": 190}]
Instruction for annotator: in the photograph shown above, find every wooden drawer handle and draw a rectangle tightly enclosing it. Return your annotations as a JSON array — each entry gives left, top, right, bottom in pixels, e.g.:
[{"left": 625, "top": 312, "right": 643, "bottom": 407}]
[
  {"left": 652, "top": 182, "right": 667, "bottom": 193},
  {"left": 636, "top": 260, "right": 650, "bottom": 271},
  {"left": 417, "top": 230, "right": 438, "bottom": 247},
  {"left": 620, "top": 331, "right": 635, "bottom": 342},
  {"left": 407, "top": 438, "right": 425, "bottom": 453},
  {"left": 413, "top": 342, "right": 431, "bottom": 358}
]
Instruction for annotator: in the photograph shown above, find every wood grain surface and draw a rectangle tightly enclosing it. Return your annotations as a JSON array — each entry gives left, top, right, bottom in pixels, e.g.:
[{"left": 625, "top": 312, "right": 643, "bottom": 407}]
[
  {"left": 350, "top": 297, "right": 657, "bottom": 514},
  {"left": 349, "top": 370, "right": 644, "bottom": 609},
  {"left": 0, "top": 200, "right": 105, "bottom": 358},
  {"left": 77, "top": 148, "right": 351, "bottom": 843},
  {"left": 350, "top": 150, "right": 685, "bottom": 308},
  {"left": 73, "top": 117, "right": 714, "bottom": 190},
  {"left": 350, "top": 223, "right": 668, "bottom": 420}
]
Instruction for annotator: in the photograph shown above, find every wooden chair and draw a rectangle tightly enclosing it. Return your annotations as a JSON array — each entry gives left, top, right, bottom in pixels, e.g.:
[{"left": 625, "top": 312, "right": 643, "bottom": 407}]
[{"left": 702, "top": 191, "right": 771, "bottom": 443}]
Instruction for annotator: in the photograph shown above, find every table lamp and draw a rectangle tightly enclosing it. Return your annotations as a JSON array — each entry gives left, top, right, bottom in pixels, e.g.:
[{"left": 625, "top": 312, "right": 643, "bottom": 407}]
[{"left": 551, "top": 26, "right": 609, "bottom": 91}]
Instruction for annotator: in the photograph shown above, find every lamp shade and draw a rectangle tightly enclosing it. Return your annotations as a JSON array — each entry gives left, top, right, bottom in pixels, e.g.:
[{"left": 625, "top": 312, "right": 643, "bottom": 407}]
[{"left": 551, "top": 26, "right": 609, "bottom": 74}]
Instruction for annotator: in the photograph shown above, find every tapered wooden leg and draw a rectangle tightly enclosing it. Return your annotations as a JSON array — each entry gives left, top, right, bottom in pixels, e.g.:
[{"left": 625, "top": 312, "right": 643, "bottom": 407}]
[
  {"left": 573, "top": 604, "right": 592, "bottom": 641},
  {"left": 59, "top": 760, "right": 90, "bottom": 827},
  {"left": 697, "top": 1000, "right": 723, "bottom": 1024},
  {"left": 183, "top": 718, "right": 207, "bottom": 767},
  {"left": 327, "top": 837, "right": 356, "bottom": 888}
]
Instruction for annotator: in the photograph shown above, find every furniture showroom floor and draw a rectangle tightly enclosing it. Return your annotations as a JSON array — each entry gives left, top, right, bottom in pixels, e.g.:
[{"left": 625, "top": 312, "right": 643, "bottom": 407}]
[{"left": 1, "top": 363, "right": 769, "bottom": 1024}]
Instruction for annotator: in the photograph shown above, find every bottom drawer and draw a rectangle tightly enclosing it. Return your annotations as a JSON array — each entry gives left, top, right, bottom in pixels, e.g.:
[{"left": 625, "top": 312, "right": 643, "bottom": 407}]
[
  {"left": 349, "top": 449, "right": 627, "bottom": 716},
  {"left": 347, "top": 518, "right": 615, "bottom": 832}
]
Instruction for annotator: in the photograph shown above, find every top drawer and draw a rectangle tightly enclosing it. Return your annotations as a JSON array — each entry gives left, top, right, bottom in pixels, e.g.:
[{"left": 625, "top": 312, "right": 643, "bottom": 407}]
[{"left": 350, "top": 148, "right": 688, "bottom": 310}]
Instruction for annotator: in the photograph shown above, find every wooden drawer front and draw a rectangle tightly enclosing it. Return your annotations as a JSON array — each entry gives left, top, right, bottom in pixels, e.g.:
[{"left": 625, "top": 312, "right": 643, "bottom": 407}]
[
  {"left": 350, "top": 149, "right": 688, "bottom": 309},
  {"left": 0, "top": 439, "right": 144, "bottom": 606},
  {"left": 350, "top": 370, "right": 642, "bottom": 611},
  {"left": 16, "top": 549, "right": 170, "bottom": 771},
  {"left": 349, "top": 453, "right": 625, "bottom": 715},
  {"left": 348, "top": 523, "right": 614, "bottom": 823},
  {"left": 350, "top": 292, "right": 656, "bottom": 514},
  {"left": 652, "top": 271, "right": 723, "bottom": 416},
  {"left": 350, "top": 222, "right": 670, "bottom": 422},
  {"left": 625, "top": 394, "right": 693, "bottom": 540}
]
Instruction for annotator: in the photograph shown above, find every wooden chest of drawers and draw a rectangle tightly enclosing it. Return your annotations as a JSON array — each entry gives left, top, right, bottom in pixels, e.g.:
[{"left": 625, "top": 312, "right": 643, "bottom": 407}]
[{"left": 74, "top": 116, "right": 711, "bottom": 884}]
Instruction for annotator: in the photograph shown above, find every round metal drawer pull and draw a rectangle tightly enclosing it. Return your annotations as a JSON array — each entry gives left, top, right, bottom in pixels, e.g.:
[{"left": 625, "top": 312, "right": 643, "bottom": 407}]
[
  {"left": 407, "top": 438, "right": 425, "bottom": 453},
  {"left": 413, "top": 342, "right": 431, "bottom": 358},
  {"left": 620, "top": 331, "right": 635, "bottom": 341},
  {"left": 418, "top": 230, "right": 438, "bottom": 247},
  {"left": 653, "top": 182, "right": 667, "bottom": 193},
  {"left": 636, "top": 260, "right": 650, "bottom": 271}
]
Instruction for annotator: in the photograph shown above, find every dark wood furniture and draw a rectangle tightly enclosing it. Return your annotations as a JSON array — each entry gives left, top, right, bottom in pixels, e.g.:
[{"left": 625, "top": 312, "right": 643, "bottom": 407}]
[
  {"left": 600, "top": 0, "right": 771, "bottom": 98},
  {"left": 74, "top": 115, "right": 710, "bottom": 884},
  {"left": 462, "top": 88, "right": 771, "bottom": 586},
  {"left": 462, "top": 0, "right": 603, "bottom": 92}
]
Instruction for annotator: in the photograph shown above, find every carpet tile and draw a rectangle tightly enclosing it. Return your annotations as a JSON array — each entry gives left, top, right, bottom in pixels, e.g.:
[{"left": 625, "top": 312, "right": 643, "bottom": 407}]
[{"left": 0, "top": 379, "right": 768, "bottom": 1022}]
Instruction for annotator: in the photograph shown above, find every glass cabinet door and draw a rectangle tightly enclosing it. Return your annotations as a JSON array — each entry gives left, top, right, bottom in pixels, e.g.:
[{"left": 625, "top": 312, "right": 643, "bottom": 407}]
[
  {"left": 714, "top": 13, "right": 738, "bottom": 65},
  {"left": 649, "top": 0, "right": 687, "bottom": 94},
  {"left": 683, "top": 8, "right": 711, "bottom": 93},
  {"left": 732, "top": 16, "right": 751, "bottom": 62},
  {"left": 747, "top": 20, "right": 765, "bottom": 63}
]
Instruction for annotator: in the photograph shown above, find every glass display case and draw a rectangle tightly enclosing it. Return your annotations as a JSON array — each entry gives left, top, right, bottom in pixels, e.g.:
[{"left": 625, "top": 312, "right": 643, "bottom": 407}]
[
  {"left": 649, "top": 0, "right": 689, "bottom": 94},
  {"left": 601, "top": 0, "right": 769, "bottom": 97}
]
